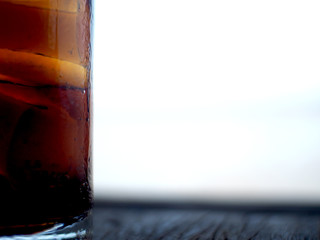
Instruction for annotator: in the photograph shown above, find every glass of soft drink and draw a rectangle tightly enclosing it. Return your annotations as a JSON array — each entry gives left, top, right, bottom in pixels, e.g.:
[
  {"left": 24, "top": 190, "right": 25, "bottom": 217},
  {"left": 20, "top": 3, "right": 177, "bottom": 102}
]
[{"left": 0, "top": 0, "right": 93, "bottom": 239}]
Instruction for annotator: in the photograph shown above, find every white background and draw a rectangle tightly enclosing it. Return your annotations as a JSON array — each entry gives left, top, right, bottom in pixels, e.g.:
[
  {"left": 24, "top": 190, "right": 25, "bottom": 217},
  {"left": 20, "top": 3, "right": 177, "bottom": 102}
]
[{"left": 93, "top": 0, "right": 320, "bottom": 204}]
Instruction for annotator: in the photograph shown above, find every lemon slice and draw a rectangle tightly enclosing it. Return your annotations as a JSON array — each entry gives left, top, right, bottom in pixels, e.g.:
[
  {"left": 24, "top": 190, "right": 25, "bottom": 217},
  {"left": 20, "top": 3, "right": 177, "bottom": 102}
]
[{"left": 0, "top": 49, "right": 88, "bottom": 88}]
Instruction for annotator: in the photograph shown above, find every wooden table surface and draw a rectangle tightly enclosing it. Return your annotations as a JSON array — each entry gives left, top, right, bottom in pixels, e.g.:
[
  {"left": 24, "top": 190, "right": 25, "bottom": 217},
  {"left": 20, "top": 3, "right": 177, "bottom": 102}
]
[{"left": 93, "top": 201, "right": 320, "bottom": 240}]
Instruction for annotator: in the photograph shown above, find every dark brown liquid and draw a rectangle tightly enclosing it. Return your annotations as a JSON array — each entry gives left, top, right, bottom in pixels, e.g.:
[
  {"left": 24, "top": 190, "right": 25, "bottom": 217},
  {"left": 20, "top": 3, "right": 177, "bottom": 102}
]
[{"left": 0, "top": 0, "right": 92, "bottom": 235}]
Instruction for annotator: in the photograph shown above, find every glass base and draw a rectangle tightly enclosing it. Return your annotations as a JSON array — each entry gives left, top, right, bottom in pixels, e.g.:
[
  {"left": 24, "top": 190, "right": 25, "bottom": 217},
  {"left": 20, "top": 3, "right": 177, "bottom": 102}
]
[{"left": 0, "top": 213, "right": 92, "bottom": 240}]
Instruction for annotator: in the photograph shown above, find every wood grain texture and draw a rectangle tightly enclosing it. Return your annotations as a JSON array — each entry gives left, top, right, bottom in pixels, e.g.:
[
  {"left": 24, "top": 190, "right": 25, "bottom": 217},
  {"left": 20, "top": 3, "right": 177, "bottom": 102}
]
[{"left": 93, "top": 202, "right": 320, "bottom": 240}]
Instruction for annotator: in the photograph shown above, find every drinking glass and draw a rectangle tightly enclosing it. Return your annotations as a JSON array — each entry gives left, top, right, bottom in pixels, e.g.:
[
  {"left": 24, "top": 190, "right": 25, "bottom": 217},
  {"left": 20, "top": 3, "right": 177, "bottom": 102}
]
[{"left": 0, "top": 0, "right": 93, "bottom": 239}]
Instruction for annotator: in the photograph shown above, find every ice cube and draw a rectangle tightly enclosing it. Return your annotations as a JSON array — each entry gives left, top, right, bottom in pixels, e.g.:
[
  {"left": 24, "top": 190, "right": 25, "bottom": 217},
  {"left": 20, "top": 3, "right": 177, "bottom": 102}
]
[
  {"left": 0, "top": 1, "right": 91, "bottom": 65},
  {"left": 0, "top": 93, "right": 29, "bottom": 175},
  {"left": 7, "top": 101, "right": 89, "bottom": 183},
  {"left": 1, "top": 0, "right": 78, "bottom": 12}
]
